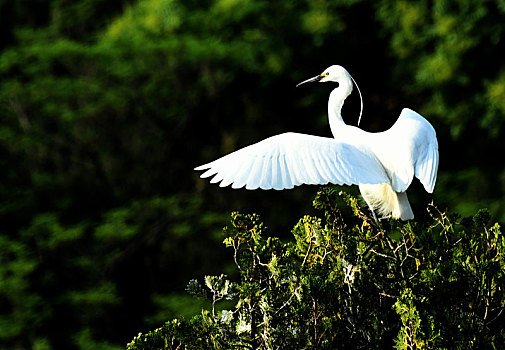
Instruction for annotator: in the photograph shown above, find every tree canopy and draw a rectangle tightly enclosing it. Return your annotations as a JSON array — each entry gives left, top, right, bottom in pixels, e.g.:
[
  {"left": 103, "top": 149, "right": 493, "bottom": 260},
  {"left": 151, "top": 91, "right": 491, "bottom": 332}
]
[{"left": 128, "top": 189, "right": 505, "bottom": 349}]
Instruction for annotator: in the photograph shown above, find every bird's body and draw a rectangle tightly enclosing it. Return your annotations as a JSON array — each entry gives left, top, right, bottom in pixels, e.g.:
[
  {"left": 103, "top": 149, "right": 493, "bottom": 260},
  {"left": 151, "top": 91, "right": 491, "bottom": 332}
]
[{"left": 195, "top": 65, "right": 439, "bottom": 220}]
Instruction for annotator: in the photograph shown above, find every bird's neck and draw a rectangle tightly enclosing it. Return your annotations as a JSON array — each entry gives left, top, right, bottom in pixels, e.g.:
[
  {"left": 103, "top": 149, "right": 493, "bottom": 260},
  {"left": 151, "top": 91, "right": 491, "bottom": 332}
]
[{"left": 328, "top": 79, "right": 353, "bottom": 138}]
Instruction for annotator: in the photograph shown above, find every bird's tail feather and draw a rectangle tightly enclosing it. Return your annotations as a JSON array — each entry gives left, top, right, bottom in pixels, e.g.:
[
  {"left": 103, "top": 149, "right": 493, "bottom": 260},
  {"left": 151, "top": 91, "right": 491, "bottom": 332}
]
[{"left": 359, "top": 183, "right": 414, "bottom": 220}]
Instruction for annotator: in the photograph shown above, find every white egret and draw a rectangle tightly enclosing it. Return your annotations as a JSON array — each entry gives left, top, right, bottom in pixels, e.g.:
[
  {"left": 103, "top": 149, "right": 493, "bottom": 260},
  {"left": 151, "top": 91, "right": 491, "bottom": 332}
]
[{"left": 195, "top": 65, "right": 439, "bottom": 220}]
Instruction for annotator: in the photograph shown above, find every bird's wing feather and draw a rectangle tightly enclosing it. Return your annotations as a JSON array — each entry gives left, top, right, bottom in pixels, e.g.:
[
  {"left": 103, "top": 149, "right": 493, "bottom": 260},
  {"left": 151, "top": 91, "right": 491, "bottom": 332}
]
[
  {"left": 374, "top": 108, "right": 439, "bottom": 193},
  {"left": 195, "top": 132, "right": 389, "bottom": 190}
]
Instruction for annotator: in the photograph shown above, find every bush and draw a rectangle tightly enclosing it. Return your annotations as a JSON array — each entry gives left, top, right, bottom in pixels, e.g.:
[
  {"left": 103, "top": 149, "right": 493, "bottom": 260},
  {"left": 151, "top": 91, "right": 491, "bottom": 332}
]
[{"left": 126, "top": 188, "right": 505, "bottom": 349}]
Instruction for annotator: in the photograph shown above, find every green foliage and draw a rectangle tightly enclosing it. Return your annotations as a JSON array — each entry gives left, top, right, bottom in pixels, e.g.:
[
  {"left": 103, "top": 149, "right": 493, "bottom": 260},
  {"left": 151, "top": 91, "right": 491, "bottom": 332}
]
[
  {"left": 0, "top": 195, "right": 226, "bottom": 349},
  {"left": 393, "top": 289, "right": 432, "bottom": 350},
  {"left": 127, "top": 189, "right": 505, "bottom": 349},
  {"left": 376, "top": 0, "right": 505, "bottom": 140}
]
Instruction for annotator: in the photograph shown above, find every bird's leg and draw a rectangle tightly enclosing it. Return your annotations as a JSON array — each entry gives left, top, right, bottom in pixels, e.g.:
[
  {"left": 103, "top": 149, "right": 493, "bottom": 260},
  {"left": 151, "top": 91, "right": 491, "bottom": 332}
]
[
  {"left": 362, "top": 197, "right": 379, "bottom": 222},
  {"left": 379, "top": 214, "right": 391, "bottom": 221},
  {"left": 366, "top": 204, "right": 379, "bottom": 222}
]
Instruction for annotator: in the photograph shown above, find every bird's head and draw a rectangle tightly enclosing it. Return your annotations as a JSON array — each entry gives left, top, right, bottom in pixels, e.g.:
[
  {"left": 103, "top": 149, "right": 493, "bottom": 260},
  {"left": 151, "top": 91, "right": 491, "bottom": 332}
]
[
  {"left": 296, "top": 65, "right": 363, "bottom": 126},
  {"left": 296, "top": 65, "right": 349, "bottom": 86}
]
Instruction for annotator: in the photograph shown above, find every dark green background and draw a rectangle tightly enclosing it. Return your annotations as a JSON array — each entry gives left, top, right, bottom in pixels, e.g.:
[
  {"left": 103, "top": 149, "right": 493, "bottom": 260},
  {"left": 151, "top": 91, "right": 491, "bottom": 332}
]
[{"left": 1, "top": 0, "right": 504, "bottom": 348}]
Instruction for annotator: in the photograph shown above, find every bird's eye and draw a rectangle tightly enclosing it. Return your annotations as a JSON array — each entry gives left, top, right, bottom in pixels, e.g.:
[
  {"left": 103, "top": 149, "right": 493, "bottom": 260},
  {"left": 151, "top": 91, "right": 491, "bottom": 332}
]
[{"left": 323, "top": 72, "right": 329, "bottom": 77}]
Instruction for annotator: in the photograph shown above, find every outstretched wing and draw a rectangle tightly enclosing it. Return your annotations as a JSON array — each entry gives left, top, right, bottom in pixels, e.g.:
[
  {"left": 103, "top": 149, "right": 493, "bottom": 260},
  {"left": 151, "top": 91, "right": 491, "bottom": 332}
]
[
  {"left": 374, "top": 108, "right": 439, "bottom": 193},
  {"left": 195, "top": 132, "right": 389, "bottom": 190}
]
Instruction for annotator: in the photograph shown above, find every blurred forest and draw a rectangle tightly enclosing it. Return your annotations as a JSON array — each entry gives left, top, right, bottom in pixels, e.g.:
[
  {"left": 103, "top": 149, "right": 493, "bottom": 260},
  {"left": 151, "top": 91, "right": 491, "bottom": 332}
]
[{"left": 1, "top": 0, "right": 505, "bottom": 348}]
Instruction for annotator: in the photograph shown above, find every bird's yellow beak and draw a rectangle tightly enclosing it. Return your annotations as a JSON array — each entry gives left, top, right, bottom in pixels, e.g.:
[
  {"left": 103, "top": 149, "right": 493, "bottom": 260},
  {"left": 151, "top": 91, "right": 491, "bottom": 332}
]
[{"left": 296, "top": 73, "right": 326, "bottom": 87}]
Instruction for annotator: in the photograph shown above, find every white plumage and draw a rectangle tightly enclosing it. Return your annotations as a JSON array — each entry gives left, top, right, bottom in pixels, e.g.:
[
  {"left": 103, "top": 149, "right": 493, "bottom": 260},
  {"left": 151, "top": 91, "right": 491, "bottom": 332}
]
[{"left": 195, "top": 65, "right": 439, "bottom": 220}]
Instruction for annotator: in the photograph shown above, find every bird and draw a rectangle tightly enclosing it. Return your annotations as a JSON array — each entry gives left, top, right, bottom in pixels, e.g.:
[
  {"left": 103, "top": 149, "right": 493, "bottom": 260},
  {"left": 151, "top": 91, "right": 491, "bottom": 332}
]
[{"left": 194, "top": 65, "right": 439, "bottom": 220}]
